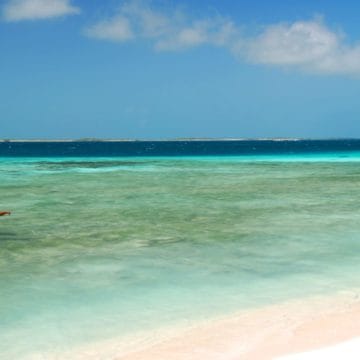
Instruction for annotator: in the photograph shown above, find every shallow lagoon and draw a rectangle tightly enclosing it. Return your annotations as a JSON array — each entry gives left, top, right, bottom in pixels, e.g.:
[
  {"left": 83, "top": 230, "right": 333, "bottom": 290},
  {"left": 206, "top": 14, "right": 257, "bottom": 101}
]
[{"left": 1, "top": 155, "right": 360, "bottom": 358}]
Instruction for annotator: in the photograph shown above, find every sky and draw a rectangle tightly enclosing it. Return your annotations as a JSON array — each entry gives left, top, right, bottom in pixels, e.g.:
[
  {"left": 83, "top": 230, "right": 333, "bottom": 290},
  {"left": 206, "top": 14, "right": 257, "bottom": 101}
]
[{"left": 1, "top": 0, "right": 360, "bottom": 139}]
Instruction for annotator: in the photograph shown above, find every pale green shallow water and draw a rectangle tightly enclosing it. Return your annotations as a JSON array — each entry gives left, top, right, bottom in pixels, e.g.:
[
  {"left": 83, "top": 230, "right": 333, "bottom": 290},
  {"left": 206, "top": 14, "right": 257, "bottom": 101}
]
[{"left": 1, "top": 155, "right": 360, "bottom": 358}]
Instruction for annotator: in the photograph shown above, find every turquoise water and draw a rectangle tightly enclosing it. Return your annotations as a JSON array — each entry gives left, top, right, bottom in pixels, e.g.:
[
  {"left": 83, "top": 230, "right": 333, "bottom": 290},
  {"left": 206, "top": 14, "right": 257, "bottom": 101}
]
[{"left": 1, "top": 155, "right": 360, "bottom": 358}]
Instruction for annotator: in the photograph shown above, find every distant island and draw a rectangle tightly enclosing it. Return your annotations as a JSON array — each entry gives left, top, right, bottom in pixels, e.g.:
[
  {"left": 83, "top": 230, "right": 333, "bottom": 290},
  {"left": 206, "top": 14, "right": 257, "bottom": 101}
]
[{"left": 0, "top": 137, "right": 324, "bottom": 142}]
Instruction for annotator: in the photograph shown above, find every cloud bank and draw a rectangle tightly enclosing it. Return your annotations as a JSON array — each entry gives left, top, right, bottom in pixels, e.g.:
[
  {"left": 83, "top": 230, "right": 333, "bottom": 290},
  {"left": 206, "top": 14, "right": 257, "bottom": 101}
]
[
  {"left": 3, "top": 0, "right": 80, "bottom": 22},
  {"left": 84, "top": 2, "right": 360, "bottom": 76}
]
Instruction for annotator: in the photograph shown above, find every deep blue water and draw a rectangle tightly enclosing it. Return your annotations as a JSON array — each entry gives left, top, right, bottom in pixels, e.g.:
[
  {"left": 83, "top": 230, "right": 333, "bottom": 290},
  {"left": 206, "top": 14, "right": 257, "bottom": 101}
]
[{"left": 1, "top": 139, "right": 360, "bottom": 157}]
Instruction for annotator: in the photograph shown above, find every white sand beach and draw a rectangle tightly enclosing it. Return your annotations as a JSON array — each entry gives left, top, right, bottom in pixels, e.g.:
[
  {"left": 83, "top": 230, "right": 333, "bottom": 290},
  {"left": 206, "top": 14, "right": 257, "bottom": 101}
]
[
  {"left": 278, "top": 338, "right": 360, "bottom": 360},
  {"left": 115, "top": 291, "right": 360, "bottom": 360}
]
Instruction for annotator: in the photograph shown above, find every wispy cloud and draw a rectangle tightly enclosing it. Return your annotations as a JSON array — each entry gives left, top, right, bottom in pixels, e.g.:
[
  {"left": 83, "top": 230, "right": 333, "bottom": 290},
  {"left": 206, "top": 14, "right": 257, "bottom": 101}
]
[
  {"left": 84, "top": 16, "right": 133, "bottom": 42},
  {"left": 85, "top": 0, "right": 360, "bottom": 77},
  {"left": 2, "top": 0, "right": 80, "bottom": 22},
  {"left": 84, "top": 1, "right": 237, "bottom": 51},
  {"left": 155, "top": 18, "right": 237, "bottom": 51}
]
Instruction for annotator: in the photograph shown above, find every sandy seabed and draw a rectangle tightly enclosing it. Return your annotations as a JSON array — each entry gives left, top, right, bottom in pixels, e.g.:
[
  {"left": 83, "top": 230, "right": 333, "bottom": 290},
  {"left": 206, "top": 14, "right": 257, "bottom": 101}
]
[{"left": 27, "top": 290, "right": 360, "bottom": 360}]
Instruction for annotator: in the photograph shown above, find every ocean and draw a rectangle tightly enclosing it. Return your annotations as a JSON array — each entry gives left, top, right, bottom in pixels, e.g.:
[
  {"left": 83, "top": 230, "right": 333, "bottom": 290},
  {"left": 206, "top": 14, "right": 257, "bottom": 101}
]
[
  {"left": 1, "top": 140, "right": 360, "bottom": 358},
  {"left": 1, "top": 139, "right": 360, "bottom": 157}
]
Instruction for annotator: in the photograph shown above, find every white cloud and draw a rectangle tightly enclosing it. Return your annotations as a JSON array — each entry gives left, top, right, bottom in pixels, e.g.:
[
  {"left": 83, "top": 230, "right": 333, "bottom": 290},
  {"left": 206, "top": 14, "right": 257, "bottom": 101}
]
[
  {"left": 84, "top": 1, "right": 360, "bottom": 76},
  {"left": 3, "top": 0, "right": 80, "bottom": 22},
  {"left": 242, "top": 19, "right": 360, "bottom": 75},
  {"left": 84, "top": 1, "right": 237, "bottom": 51},
  {"left": 246, "top": 20, "right": 338, "bottom": 65}
]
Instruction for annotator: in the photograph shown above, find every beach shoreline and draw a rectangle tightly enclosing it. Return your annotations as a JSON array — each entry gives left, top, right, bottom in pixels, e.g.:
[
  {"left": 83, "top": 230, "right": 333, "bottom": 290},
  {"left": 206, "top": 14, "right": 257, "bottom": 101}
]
[
  {"left": 29, "top": 289, "right": 360, "bottom": 360},
  {"left": 118, "top": 291, "right": 360, "bottom": 360}
]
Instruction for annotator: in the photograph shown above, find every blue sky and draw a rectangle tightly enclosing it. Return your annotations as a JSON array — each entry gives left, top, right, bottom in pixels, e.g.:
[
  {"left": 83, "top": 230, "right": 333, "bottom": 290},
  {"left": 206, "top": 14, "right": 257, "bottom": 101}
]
[{"left": 1, "top": 0, "right": 360, "bottom": 139}]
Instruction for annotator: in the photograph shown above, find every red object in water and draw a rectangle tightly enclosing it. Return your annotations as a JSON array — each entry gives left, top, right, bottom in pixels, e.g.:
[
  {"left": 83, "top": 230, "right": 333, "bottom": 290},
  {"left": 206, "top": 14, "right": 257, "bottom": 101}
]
[{"left": 0, "top": 211, "right": 11, "bottom": 216}]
